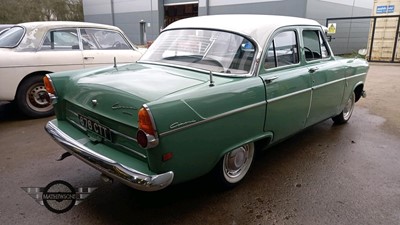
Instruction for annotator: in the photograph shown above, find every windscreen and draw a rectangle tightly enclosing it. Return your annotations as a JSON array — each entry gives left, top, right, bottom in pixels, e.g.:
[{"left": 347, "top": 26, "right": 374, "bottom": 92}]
[{"left": 140, "top": 29, "right": 255, "bottom": 75}]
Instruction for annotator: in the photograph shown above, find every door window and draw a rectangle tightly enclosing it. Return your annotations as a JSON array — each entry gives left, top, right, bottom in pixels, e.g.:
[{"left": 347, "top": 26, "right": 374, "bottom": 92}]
[
  {"left": 80, "top": 29, "right": 132, "bottom": 50},
  {"left": 302, "top": 30, "right": 331, "bottom": 61},
  {"left": 41, "top": 29, "right": 79, "bottom": 50},
  {"left": 265, "top": 30, "right": 299, "bottom": 69}
]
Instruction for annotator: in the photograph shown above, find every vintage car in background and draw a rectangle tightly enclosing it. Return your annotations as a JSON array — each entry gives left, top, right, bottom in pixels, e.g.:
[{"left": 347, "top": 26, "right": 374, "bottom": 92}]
[
  {"left": 44, "top": 15, "right": 368, "bottom": 191},
  {"left": 0, "top": 21, "right": 144, "bottom": 118}
]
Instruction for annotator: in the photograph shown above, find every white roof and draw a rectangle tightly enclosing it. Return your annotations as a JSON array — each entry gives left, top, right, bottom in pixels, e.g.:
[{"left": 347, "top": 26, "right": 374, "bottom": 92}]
[
  {"left": 164, "top": 14, "right": 321, "bottom": 47},
  {"left": 18, "top": 21, "right": 119, "bottom": 31},
  {"left": 12, "top": 21, "right": 123, "bottom": 50}
]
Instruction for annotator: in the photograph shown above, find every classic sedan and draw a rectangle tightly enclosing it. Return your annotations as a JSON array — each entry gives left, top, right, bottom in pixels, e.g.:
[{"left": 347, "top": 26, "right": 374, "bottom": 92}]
[
  {"left": 0, "top": 21, "right": 144, "bottom": 118},
  {"left": 44, "top": 15, "right": 368, "bottom": 191}
]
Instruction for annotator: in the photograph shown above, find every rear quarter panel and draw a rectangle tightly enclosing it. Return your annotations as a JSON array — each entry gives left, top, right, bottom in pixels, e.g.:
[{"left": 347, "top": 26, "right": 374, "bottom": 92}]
[
  {"left": 146, "top": 76, "right": 267, "bottom": 184},
  {"left": 337, "top": 57, "right": 369, "bottom": 109}
]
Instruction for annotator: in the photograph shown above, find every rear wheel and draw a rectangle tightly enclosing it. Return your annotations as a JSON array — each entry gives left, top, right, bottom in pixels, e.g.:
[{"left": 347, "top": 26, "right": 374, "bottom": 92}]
[
  {"left": 213, "top": 142, "right": 255, "bottom": 189},
  {"left": 332, "top": 92, "right": 355, "bottom": 124},
  {"left": 15, "top": 75, "right": 54, "bottom": 118}
]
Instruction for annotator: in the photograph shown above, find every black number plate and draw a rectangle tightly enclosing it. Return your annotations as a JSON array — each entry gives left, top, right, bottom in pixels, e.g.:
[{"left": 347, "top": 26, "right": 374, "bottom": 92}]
[{"left": 78, "top": 114, "right": 112, "bottom": 141}]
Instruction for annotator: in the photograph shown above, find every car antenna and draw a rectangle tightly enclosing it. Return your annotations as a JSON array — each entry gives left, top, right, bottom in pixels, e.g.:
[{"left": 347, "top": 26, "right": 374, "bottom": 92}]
[
  {"left": 114, "top": 57, "right": 118, "bottom": 70},
  {"left": 209, "top": 71, "right": 214, "bottom": 87}
]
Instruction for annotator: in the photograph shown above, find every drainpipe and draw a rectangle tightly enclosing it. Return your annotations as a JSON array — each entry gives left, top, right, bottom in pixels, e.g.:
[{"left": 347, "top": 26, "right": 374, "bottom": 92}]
[
  {"left": 139, "top": 20, "right": 147, "bottom": 45},
  {"left": 111, "top": 0, "right": 115, "bottom": 26},
  {"left": 205, "top": 0, "right": 209, "bottom": 15}
]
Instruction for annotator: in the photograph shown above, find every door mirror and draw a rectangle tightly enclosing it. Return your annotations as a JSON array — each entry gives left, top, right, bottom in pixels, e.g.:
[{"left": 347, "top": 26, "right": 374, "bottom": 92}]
[{"left": 358, "top": 49, "right": 367, "bottom": 56}]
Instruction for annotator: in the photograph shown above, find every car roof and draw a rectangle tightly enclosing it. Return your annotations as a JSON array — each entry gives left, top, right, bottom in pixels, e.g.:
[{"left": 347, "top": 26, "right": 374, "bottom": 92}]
[
  {"left": 17, "top": 21, "right": 119, "bottom": 31},
  {"left": 164, "top": 14, "right": 322, "bottom": 47},
  {"left": 10, "top": 21, "right": 125, "bottom": 51},
  {"left": 0, "top": 24, "right": 14, "bottom": 30}
]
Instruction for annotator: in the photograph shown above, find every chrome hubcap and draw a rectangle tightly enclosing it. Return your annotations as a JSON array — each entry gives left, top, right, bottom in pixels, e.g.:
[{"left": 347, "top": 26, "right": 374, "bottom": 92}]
[
  {"left": 223, "top": 143, "right": 254, "bottom": 183},
  {"left": 26, "top": 83, "right": 52, "bottom": 112},
  {"left": 226, "top": 147, "right": 247, "bottom": 172}
]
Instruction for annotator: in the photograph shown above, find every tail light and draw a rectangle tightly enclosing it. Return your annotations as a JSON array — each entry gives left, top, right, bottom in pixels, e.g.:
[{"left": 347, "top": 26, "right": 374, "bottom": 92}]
[{"left": 137, "top": 106, "right": 159, "bottom": 149}]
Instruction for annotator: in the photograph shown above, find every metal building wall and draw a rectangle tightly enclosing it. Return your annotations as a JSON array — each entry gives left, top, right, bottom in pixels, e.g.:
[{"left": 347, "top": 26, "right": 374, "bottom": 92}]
[
  {"left": 82, "top": 0, "right": 372, "bottom": 47},
  {"left": 305, "top": 0, "right": 373, "bottom": 54},
  {"left": 198, "top": 0, "right": 307, "bottom": 17},
  {"left": 83, "top": 0, "right": 162, "bottom": 44}
]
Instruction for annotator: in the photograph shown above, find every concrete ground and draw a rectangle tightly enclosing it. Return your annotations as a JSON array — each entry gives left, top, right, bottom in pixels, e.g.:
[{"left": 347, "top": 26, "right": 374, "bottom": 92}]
[{"left": 0, "top": 63, "right": 399, "bottom": 225}]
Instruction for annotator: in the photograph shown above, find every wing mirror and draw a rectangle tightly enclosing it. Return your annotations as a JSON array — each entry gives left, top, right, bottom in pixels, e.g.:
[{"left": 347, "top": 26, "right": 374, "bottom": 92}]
[{"left": 358, "top": 49, "right": 367, "bottom": 56}]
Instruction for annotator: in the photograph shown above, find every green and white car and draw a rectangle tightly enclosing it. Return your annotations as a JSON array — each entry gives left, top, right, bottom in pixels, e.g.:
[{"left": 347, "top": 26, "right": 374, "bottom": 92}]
[{"left": 45, "top": 15, "right": 368, "bottom": 191}]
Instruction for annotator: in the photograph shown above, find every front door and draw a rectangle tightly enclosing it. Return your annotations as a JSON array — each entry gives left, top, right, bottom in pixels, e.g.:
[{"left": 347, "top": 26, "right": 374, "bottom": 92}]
[{"left": 261, "top": 29, "right": 312, "bottom": 143}]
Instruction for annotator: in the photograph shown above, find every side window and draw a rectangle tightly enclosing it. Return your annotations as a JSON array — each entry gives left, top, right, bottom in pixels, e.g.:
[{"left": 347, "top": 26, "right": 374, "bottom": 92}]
[
  {"left": 302, "top": 30, "right": 330, "bottom": 61},
  {"left": 41, "top": 29, "right": 79, "bottom": 50},
  {"left": 80, "top": 28, "right": 131, "bottom": 50},
  {"left": 265, "top": 30, "right": 299, "bottom": 69}
]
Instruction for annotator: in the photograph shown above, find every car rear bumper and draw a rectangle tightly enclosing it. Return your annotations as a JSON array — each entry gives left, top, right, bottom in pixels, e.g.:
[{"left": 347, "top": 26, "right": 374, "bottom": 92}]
[{"left": 45, "top": 120, "right": 174, "bottom": 192}]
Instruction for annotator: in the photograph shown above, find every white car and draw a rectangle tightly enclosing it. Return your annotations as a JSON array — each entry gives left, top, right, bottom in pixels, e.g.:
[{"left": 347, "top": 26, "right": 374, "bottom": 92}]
[{"left": 0, "top": 21, "right": 144, "bottom": 118}]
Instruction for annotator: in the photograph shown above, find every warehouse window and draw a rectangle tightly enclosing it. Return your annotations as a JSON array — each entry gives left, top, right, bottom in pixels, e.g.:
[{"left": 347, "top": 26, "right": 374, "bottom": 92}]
[{"left": 164, "top": 3, "right": 198, "bottom": 27}]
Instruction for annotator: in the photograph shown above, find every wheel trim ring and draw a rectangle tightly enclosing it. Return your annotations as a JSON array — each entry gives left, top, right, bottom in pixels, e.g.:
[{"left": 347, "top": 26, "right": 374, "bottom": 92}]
[
  {"left": 222, "top": 143, "right": 254, "bottom": 183},
  {"left": 343, "top": 93, "right": 355, "bottom": 121}
]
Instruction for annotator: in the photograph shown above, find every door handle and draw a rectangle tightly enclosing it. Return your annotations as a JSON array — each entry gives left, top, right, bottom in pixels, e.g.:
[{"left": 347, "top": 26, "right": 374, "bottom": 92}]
[
  {"left": 264, "top": 76, "right": 278, "bottom": 84},
  {"left": 84, "top": 56, "right": 95, "bottom": 60},
  {"left": 308, "top": 67, "right": 319, "bottom": 73}
]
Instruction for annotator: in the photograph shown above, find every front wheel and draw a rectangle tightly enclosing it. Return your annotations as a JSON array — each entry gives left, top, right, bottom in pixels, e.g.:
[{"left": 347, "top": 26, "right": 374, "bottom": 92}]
[
  {"left": 332, "top": 92, "right": 355, "bottom": 124},
  {"left": 15, "top": 75, "right": 54, "bottom": 118},
  {"left": 213, "top": 142, "right": 255, "bottom": 189}
]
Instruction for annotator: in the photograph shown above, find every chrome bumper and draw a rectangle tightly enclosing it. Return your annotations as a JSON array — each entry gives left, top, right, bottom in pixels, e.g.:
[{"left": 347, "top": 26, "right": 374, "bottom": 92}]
[{"left": 45, "top": 121, "right": 174, "bottom": 192}]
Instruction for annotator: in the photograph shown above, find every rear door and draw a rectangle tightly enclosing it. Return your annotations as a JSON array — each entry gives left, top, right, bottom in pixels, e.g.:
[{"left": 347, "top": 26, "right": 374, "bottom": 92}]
[
  {"left": 37, "top": 28, "right": 84, "bottom": 71},
  {"left": 79, "top": 28, "right": 142, "bottom": 68},
  {"left": 301, "top": 28, "right": 346, "bottom": 126},
  {"left": 260, "top": 29, "right": 312, "bottom": 143}
]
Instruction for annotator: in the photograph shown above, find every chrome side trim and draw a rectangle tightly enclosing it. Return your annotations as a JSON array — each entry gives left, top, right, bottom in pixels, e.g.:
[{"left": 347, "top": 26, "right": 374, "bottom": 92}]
[
  {"left": 312, "top": 78, "right": 345, "bottom": 90},
  {"left": 312, "top": 72, "right": 366, "bottom": 90},
  {"left": 45, "top": 121, "right": 173, "bottom": 192},
  {"left": 267, "top": 88, "right": 312, "bottom": 103},
  {"left": 347, "top": 72, "right": 367, "bottom": 79},
  {"left": 266, "top": 72, "right": 367, "bottom": 103},
  {"left": 181, "top": 100, "right": 206, "bottom": 119},
  {"left": 160, "top": 101, "right": 266, "bottom": 137}
]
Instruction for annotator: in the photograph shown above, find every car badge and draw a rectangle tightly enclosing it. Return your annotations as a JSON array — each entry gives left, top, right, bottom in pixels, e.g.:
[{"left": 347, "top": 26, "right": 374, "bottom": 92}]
[
  {"left": 91, "top": 99, "right": 98, "bottom": 107},
  {"left": 111, "top": 103, "right": 136, "bottom": 110}
]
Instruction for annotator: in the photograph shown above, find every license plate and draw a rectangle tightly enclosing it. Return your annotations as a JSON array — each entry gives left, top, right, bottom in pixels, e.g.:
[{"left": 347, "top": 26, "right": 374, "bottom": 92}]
[{"left": 78, "top": 114, "right": 112, "bottom": 141}]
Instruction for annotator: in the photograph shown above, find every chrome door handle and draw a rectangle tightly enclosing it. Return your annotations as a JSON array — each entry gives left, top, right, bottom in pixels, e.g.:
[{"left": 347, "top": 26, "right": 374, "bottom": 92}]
[
  {"left": 84, "top": 56, "right": 95, "bottom": 60},
  {"left": 308, "top": 67, "right": 319, "bottom": 73},
  {"left": 264, "top": 76, "right": 278, "bottom": 84}
]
